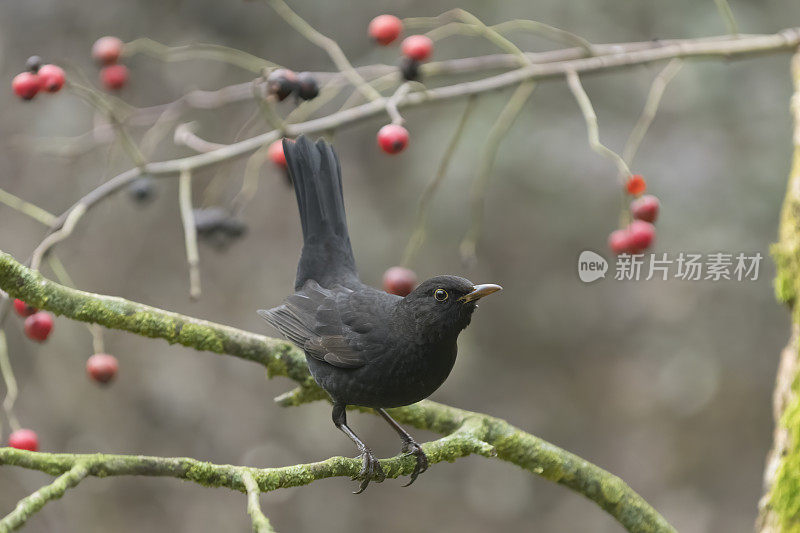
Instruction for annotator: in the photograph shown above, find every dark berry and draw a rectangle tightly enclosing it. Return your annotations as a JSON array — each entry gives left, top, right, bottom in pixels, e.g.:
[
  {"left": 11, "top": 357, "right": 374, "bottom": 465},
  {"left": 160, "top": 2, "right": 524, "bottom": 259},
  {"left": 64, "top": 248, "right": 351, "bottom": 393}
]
[
  {"left": 127, "top": 176, "right": 156, "bottom": 204},
  {"left": 25, "top": 56, "right": 42, "bottom": 73},
  {"left": 399, "top": 57, "right": 420, "bottom": 82},
  {"left": 266, "top": 69, "right": 298, "bottom": 101},
  {"left": 295, "top": 72, "right": 319, "bottom": 100}
]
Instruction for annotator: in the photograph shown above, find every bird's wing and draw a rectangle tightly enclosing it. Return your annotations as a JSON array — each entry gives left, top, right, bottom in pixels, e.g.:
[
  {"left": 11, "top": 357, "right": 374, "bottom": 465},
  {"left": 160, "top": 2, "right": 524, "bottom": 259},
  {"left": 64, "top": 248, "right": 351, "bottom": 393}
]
[{"left": 258, "top": 280, "right": 394, "bottom": 369}]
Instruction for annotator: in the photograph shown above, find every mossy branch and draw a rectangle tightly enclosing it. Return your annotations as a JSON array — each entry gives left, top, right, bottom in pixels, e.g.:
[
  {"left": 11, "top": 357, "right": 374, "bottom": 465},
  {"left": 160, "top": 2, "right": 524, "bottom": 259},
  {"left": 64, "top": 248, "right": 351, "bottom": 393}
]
[
  {"left": 758, "top": 50, "right": 800, "bottom": 533},
  {"left": 0, "top": 250, "right": 673, "bottom": 532}
]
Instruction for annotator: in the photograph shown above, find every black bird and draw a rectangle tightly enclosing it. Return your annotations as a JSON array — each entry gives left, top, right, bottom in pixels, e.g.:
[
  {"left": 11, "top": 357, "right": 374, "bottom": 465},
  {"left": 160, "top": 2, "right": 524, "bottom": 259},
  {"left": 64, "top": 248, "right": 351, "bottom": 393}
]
[{"left": 259, "top": 136, "right": 501, "bottom": 492}]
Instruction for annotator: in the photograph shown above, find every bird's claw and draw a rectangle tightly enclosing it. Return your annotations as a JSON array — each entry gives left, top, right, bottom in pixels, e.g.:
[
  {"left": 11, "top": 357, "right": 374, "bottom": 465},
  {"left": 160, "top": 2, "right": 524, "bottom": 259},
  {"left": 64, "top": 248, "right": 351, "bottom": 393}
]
[
  {"left": 401, "top": 440, "right": 429, "bottom": 487},
  {"left": 352, "top": 449, "right": 385, "bottom": 494}
]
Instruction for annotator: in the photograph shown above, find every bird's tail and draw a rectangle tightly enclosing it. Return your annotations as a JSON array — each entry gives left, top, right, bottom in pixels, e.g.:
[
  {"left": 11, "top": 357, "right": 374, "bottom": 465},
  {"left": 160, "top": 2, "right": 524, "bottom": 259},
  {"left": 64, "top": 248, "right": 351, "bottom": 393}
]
[{"left": 284, "top": 136, "right": 358, "bottom": 290}]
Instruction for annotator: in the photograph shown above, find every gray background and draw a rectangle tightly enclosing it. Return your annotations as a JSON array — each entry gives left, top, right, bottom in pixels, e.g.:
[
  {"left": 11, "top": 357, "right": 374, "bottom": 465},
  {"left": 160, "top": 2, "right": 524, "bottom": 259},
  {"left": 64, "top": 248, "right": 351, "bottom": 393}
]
[{"left": 0, "top": 0, "right": 799, "bottom": 531}]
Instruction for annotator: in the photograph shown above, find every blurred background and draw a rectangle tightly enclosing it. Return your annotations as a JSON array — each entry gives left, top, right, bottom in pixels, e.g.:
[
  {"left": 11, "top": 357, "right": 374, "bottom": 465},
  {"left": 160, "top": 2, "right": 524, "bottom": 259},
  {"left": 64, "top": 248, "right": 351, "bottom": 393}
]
[{"left": 1, "top": 0, "right": 799, "bottom": 531}]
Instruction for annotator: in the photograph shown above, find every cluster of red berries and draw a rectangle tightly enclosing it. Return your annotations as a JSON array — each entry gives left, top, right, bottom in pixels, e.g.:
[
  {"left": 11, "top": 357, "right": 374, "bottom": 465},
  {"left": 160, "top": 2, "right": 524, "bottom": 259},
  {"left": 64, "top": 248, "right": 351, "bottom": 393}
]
[
  {"left": 11, "top": 56, "right": 66, "bottom": 101},
  {"left": 266, "top": 69, "right": 319, "bottom": 102},
  {"left": 13, "top": 299, "right": 54, "bottom": 342},
  {"left": 382, "top": 266, "right": 418, "bottom": 297},
  {"left": 608, "top": 175, "right": 660, "bottom": 254},
  {"left": 92, "top": 36, "right": 128, "bottom": 91},
  {"left": 368, "top": 14, "right": 434, "bottom": 156}
]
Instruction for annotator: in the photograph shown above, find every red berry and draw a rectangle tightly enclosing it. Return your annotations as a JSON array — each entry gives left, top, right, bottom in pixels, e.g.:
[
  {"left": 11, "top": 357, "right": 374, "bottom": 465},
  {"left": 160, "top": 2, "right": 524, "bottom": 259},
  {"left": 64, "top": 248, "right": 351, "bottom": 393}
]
[
  {"left": 38, "top": 64, "right": 65, "bottom": 93},
  {"left": 12, "top": 72, "right": 40, "bottom": 100},
  {"left": 401, "top": 35, "right": 433, "bottom": 61},
  {"left": 268, "top": 140, "right": 287, "bottom": 167},
  {"left": 626, "top": 174, "right": 647, "bottom": 196},
  {"left": 24, "top": 312, "right": 53, "bottom": 342},
  {"left": 628, "top": 220, "right": 656, "bottom": 252},
  {"left": 630, "top": 194, "right": 660, "bottom": 223},
  {"left": 86, "top": 353, "right": 119, "bottom": 384},
  {"left": 377, "top": 124, "right": 409, "bottom": 154},
  {"left": 8, "top": 428, "right": 38, "bottom": 451},
  {"left": 383, "top": 266, "right": 417, "bottom": 296},
  {"left": 100, "top": 64, "right": 128, "bottom": 91},
  {"left": 369, "top": 15, "right": 403, "bottom": 46},
  {"left": 608, "top": 229, "right": 633, "bottom": 255},
  {"left": 13, "top": 299, "right": 37, "bottom": 318},
  {"left": 92, "top": 36, "right": 123, "bottom": 65}
]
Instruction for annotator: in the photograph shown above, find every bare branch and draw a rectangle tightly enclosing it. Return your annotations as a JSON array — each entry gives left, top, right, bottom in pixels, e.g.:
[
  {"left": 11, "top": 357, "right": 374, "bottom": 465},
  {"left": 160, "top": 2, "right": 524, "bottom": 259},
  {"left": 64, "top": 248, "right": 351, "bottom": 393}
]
[
  {"left": 0, "top": 462, "right": 89, "bottom": 531},
  {"left": 0, "top": 189, "right": 57, "bottom": 227},
  {"left": 565, "top": 70, "right": 631, "bottom": 179},
  {"left": 460, "top": 81, "right": 536, "bottom": 264},
  {"left": 622, "top": 59, "right": 684, "bottom": 166},
  {"left": 242, "top": 471, "right": 277, "bottom": 533},
  {"left": 178, "top": 169, "right": 201, "bottom": 300},
  {"left": 402, "top": 97, "right": 477, "bottom": 266},
  {"left": 713, "top": 0, "right": 739, "bottom": 36}
]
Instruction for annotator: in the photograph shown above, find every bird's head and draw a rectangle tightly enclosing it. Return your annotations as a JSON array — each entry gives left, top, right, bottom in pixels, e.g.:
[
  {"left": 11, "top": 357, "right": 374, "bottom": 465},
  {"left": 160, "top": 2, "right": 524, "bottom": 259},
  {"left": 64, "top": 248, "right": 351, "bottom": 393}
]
[{"left": 400, "top": 275, "right": 502, "bottom": 339}]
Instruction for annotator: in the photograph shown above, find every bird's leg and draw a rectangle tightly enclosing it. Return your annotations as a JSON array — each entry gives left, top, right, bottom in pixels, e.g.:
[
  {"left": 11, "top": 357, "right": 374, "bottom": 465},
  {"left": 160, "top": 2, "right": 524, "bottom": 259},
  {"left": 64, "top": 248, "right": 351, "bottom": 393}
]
[
  {"left": 376, "top": 408, "right": 429, "bottom": 487},
  {"left": 332, "top": 404, "right": 385, "bottom": 493}
]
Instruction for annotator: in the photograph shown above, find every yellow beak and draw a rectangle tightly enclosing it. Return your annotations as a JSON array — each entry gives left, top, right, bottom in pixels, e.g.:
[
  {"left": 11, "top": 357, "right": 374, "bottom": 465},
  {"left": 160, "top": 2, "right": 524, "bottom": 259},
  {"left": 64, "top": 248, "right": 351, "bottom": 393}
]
[{"left": 460, "top": 284, "right": 503, "bottom": 303}]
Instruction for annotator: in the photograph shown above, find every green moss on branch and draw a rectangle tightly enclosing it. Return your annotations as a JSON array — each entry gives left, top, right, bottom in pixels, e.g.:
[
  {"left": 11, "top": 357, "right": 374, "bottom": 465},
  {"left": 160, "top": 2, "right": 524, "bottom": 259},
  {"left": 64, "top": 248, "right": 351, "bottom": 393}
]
[{"left": 0, "top": 250, "right": 674, "bottom": 532}]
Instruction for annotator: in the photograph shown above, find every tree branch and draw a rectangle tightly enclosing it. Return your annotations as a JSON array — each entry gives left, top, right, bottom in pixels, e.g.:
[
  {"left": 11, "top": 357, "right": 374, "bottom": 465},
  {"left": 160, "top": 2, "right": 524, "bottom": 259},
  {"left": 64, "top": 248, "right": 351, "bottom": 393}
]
[
  {"left": 758, "top": 49, "right": 800, "bottom": 533},
  {"left": 0, "top": 462, "right": 89, "bottom": 531},
  {"left": 0, "top": 250, "right": 674, "bottom": 532}
]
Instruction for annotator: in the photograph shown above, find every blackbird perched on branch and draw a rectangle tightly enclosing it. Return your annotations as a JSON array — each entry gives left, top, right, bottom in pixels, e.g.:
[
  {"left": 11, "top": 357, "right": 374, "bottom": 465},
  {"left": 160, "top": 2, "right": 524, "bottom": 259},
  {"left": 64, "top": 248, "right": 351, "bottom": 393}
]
[{"left": 259, "top": 136, "right": 501, "bottom": 492}]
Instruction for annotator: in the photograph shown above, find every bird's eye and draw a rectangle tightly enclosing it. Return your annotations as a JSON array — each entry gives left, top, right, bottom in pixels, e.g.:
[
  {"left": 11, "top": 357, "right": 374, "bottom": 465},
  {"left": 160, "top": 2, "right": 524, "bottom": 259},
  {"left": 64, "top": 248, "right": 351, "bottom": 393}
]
[{"left": 434, "top": 289, "right": 448, "bottom": 301}]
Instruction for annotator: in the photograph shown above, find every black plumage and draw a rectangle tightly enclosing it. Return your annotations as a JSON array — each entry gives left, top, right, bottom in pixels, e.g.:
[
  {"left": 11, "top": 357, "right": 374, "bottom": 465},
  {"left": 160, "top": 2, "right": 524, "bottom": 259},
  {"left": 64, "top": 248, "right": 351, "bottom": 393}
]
[{"left": 259, "top": 136, "right": 501, "bottom": 492}]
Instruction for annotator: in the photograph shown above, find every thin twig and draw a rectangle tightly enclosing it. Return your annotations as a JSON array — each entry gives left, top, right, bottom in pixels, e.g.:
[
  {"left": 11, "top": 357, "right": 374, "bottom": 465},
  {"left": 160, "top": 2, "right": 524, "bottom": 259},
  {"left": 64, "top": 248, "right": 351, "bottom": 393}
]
[
  {"left": 460, "top": 82, "right": 536, "bottom": 264},
  {"left": 565, "top": 70, "right": 631, "bottom": 179},
  {"left": 713, "top": 0, "right": 739, "bottom": 36},
  {"left": 385, "top": 83, "right": 411, "bottom": 125},
  {"left": 124, "top": 38, "right": 275, "bottom": 73},
  {"left": 46, "top": 255, "right": 106, "bottom": 354},
  {"left": 29, "top": 205, "right": 87, "bottom": 272},
  {"left": 242, "top": 471, "right": 276, "bottom": 533},
  {"left": 0, "top": 330, "right": 20, "bottom": 435},
  {"left": 402, "top": 97, "right": 477, "bottom": 266},
  {"left": 0, "top": 189, "right": 57, "bottom": 227},
  {"left": 622, "top": 59, "right": 684, "bottom": 166},
  {"left": 0, "top": 462, "right": 89, "bottom": 531},
  {"left": 178, "top": 169, "right": 201, "bottom": 300}
]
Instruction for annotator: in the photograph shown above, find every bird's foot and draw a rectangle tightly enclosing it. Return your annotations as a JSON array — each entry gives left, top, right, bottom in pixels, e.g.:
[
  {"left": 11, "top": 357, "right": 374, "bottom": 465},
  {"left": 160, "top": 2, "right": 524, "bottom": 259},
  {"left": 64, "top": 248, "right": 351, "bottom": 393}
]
[
  {"left": 352, "top": 448, "right": 385, "bottom": 494},
  {"left": 401, "top": 439, "right": 429, "bottom": 487}
]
